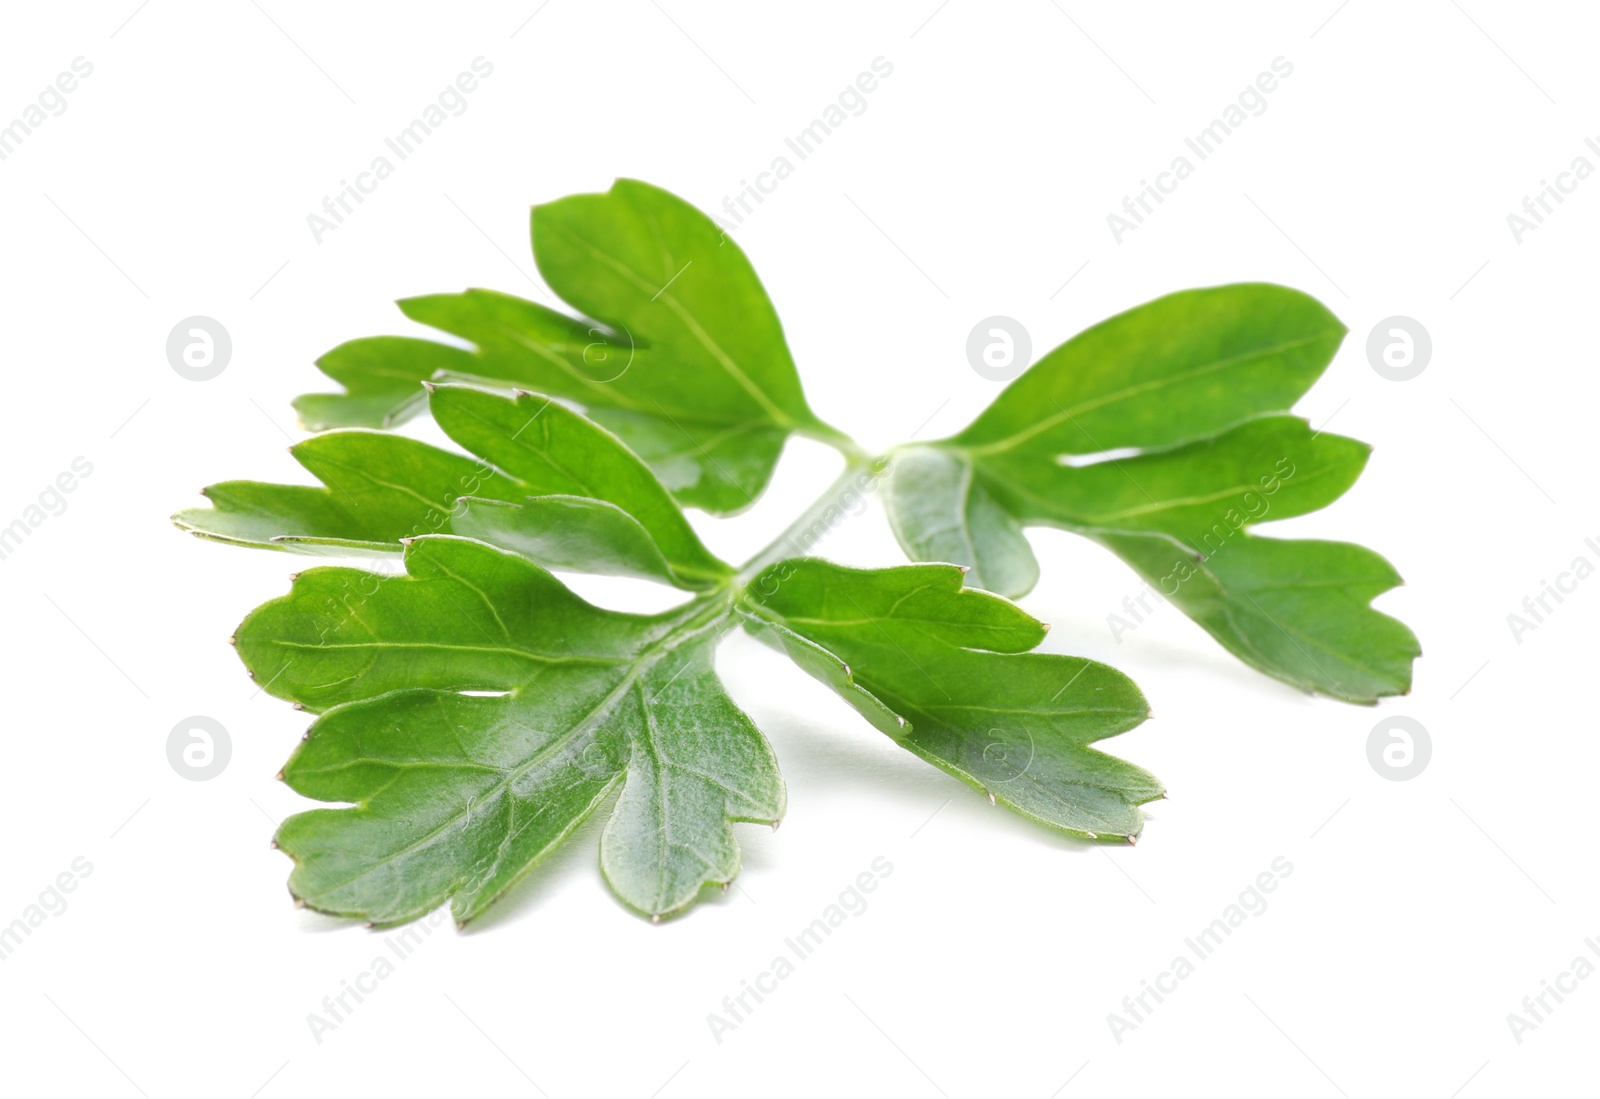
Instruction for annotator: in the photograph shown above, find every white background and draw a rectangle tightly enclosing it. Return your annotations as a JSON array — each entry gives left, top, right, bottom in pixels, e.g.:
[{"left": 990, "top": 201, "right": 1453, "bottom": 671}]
[{"left": 0, "top": 1, "right": 1593, "bottom": 1095}]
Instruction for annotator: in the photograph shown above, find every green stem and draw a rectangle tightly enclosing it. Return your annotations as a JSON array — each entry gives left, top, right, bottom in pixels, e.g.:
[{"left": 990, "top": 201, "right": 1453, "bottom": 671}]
[
  {"left": 734, "top": 456, "right": 883, "bottom": 584},
  {"left": 800, "top": 422, "right": 872, "bottom": 466}
]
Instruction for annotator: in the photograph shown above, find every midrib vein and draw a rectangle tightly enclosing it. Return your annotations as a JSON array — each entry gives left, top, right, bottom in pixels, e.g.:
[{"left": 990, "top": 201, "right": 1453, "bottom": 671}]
[{"left": 963, "top": 333, "right": 1333, "bottom": 458}]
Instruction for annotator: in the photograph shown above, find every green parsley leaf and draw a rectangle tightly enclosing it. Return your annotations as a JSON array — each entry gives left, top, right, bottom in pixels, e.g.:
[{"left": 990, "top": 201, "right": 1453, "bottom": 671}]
[
  {"left": 176, "top": 181, "right": 1426, "bottom": 929},
  {"left": 241, "top": 536, "right": 781, "bottom": 925},
  {"left": 293, "top": 179, "right": 852, "bottom": 514},
  {"left": 741, "top": 559, "right": 1160, "bottom": 840},
  {"left": 886, "top": 284, "right": 1419, "bottom": 702},
  {"left": 235, "top": 534, "right": 1155, "bottom": 924},
  {"left": 175, "top": 385, "right": 731, "bottom": 590}
]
